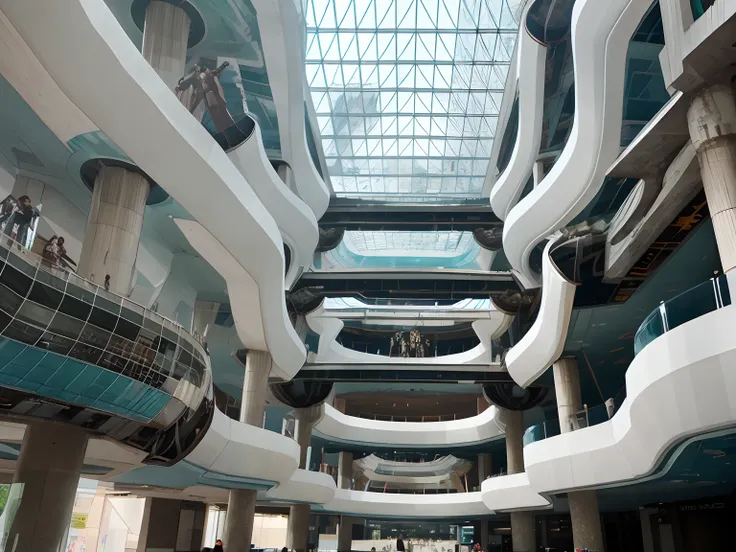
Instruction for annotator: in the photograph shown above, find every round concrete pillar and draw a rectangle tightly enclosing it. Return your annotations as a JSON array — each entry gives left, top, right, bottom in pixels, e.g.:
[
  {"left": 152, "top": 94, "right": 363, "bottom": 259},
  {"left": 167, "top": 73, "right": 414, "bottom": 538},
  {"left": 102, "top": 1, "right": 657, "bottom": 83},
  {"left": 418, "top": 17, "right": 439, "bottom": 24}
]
[
  {"left": 78, "top": 165, "right": 149, "bottom": 296},
  {"left": 142, "top": 0, "right": 191, "bottom": 89},
  {"left": 5, "top": 422, "right": 88, "bottom": 552},
  {"left": 687, "top": 82, "right": 736, "bottom": 272}
]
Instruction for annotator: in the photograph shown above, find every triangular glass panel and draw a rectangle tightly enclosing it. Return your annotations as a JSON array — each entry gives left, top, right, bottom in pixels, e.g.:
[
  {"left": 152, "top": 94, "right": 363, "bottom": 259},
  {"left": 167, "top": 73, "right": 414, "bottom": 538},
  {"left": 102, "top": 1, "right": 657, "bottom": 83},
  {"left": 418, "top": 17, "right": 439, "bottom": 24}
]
[
  {"left": 355, "top": 0, "right": 375, "bottom": 28},
  {"left": 320, "top": 32, "right": 339, "bottom": 60},
  {"left": 380, "top": 91, "right": 397, "bottom": 112},
  {"left": 316, "top": 0, "right": 336, "bottom": 27},
  {"left": 358, "top": 33, "right": 378, "bottom": 60},
  {"left": 397, "top": 33, "right": 416, "bottom": 60},
  {"left": 417, "top": 33, "right": 436, "bottom": 60},
  {"left": 440, "top": 0, "right": 460, "bottom": 28},
  {"left": 362, "top": 63, "right": 380, "bottom": 87},
  {"left": 323, "top": 63, "right": 343, "bottom": 87},
  {"left": 397, "top": 64, "right": 415, "bottom": 88},
  {"left": 339, "top": 33, "right": 359, "bottom": 59},
  {"left": 343, "top": 63, "right": 362, "bottom": 87},
  {"left": 436, "top": 33, "right": 456, "bottom": 60},
  {"left": 398, "top": 115, "right": 414, "bottom": 135},
  {"left": 397, "top": 0, "right": 417, "bottom": 29},
  {"left": 417, "top": 0, "right": 439, "bottom": 28},
  {"left": 399, "top": 138, "right": 414, "bottom": 156},
  {"left": 377, "top": 33, "right": 396, "bottom": 60},
  {"left": 398, "top": 92, "right": 414, "bottom": 113},
  {"left": 416, "top": 65, "right": 434, "bottom": 89},
  {"left": 416, "top": 92, "right": 433, "bottom": 113},
  {"left": 379, "top": 64, "right": 397, "bottom": 87},
  {"left": 415, "top": 116, "right": 431, "bottom": 135},
  {"left": 376, "top": 0, "right": 396, "bottom": 28}
]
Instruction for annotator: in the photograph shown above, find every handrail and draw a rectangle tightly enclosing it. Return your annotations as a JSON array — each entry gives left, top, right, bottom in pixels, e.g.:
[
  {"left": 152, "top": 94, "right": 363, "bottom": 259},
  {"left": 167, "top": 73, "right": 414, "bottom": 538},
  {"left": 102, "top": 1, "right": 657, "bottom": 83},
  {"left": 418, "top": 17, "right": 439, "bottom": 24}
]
[
  {"left": 522, "top": 388, "right": 626, "bottom": 447},
  {"left": 633, "top": 274, "right": 731, "bottom": 356},
  {"left": 0, "top": 233, "right": 208, "bottom": 361},
  {"left": 355, "top": 413, "right": 462, "bottom": 423}
]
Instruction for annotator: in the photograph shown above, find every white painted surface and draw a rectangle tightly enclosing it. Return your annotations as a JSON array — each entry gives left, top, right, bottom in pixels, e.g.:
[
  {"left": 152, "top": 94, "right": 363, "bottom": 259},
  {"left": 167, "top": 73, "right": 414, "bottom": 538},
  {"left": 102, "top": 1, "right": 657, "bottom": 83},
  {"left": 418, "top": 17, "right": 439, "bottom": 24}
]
[
  {"left": 319, "top": 488, "right": 491, "bottom": 518},
  {"left": 227, "top": 121, "right": 318, "bottom": 289},
  {"left": 524, "top": 302, "right": 736, "bottom": 494},
  {"left": 263, "top": 468, "right": 337, "bottom": 504},
  {"left": 251, "top": 0, "right": 330, "bottom": 218},
  {"left": 314, "top": 403, "right": 505, "bottom": 448},
  {"left": 504, "top": 240, "right": 576, "bottom": 388},
  {"left": 502, "top": 0, "right": 656, "bottom": 286},
  {"left": 186, "top": 407, "right": 301, "bottom": 485},
  {"left": 0, "top": 0, "right": 305, "bottom": 379},
  {"left": 489, "top": 4, "right": 546, "bottom": 220},
  {"left": 480, "top": 473, "right": 550, "bottom": 512}
]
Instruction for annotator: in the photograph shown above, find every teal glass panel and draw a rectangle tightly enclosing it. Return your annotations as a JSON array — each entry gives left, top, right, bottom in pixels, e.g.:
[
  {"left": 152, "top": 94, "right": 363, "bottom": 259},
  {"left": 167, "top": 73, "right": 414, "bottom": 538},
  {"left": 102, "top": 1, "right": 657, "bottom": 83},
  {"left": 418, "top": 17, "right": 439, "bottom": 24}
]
[
  {"left": 664, "top": 278, "right": 719, "bottom": 332},
  {"left": 633, "top": 309, "right": 664, "bottom": 355}
]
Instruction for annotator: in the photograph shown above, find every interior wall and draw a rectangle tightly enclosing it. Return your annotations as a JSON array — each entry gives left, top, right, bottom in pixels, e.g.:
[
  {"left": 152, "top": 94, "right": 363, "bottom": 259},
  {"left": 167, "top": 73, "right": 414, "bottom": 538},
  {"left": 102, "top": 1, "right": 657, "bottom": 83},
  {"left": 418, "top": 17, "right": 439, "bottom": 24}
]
[{"left": 154, "top": 255, "right": 197, "bottom": 328}]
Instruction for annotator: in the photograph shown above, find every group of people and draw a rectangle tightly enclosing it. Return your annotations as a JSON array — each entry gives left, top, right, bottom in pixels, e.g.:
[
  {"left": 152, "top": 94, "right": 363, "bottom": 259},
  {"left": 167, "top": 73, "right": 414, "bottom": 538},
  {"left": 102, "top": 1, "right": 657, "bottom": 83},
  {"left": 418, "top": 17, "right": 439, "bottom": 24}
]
[
  {"left": 0, "top": 195, "right": 38, "bottom": 246},
  {"left": 42, "top": 235, "right": 75, "bottom": 269}
]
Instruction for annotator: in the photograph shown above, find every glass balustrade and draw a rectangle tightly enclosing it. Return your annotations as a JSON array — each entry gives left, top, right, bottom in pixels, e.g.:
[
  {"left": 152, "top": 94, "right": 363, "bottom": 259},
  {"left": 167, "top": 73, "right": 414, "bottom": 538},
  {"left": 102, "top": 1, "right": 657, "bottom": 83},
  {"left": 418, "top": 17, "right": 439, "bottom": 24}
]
[
  {"left": 634, "top": 274, "right": 731, "bottom": 356},
  {"left": 691, "top": 0, "right": 716, "bottom": 20}
]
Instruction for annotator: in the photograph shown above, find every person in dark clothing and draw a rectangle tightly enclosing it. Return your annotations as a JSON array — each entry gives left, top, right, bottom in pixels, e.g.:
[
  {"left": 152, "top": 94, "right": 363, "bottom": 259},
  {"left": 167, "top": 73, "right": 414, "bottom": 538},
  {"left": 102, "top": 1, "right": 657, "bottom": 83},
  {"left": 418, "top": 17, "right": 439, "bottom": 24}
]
[
  {"left": 4, "top": 195, "right": 37, "bottom": 247},
  {"left": 397, "top": 535, "right": 405, "bottom": 552},
  {"left": 213, "top": 540, "right": 224, "bottom": 552}
]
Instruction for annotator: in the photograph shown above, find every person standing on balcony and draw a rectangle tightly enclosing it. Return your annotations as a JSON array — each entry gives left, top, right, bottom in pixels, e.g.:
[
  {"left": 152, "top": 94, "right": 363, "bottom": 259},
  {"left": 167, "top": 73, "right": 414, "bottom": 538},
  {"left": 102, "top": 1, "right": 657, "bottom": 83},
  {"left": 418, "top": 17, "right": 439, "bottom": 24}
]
[{"left": 396, "top": 535, "right": 405, "bottom": 552}]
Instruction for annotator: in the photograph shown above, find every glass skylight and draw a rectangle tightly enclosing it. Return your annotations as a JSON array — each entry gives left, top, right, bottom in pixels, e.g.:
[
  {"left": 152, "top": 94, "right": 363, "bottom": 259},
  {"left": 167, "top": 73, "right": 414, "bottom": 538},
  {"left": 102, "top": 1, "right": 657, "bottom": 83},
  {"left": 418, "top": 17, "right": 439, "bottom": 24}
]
[{"left": 305, "top": 0, "right": 520, "bottom": 202}]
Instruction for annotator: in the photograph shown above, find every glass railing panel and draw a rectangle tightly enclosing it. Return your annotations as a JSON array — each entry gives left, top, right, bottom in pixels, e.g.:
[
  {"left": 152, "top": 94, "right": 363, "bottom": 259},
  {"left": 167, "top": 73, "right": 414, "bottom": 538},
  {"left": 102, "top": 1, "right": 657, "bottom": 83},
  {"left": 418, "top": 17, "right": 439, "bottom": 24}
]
[
  {"left": 663, "top": 278, "right": 719, "bottom": 332},
  {"left": 690, "top": 0, "right": 715, "bottom": 20}
]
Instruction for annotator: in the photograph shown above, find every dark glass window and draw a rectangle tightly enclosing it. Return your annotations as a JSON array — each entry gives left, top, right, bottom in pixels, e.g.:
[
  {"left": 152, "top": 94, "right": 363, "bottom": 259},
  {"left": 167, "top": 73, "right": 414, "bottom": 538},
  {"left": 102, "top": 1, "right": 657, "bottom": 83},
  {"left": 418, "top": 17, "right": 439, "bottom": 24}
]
[
  {"left": 113, "top": 317, "right": 139, "bottom": 341},
  {"left": 3, "top": 319, "right": 44, "bottom": 345},
  {"left": 0, "top": 287, "right": 24, "bottom": 316},
  {"left": 106, "top": 334, "right": 136, "bottom": 358},
  {"left": 88, "top": 307, "right": 119, "bottom": 333},
  {"left": 120, "top": 305, "right": 144, "bottom": 327},
  {"left": 58, "top": 294, "right": 92, "bottom": 321},
  {"left": 142, "top": 316, "right": 162, "bottom": 336},
  {"left": 94, "top": 294, "right": 121, "bottom": 316},
  {"left": 37, "top": 332, "right": 75, "bottom": 355},
  {"left": 98, "top": 352, "right": 129, "bottom": 374},
  {"left": 172, "top": 361, "right": 190, "bottom": 380},
  {"left": 0, "top": 265, "right": 32, "bottom": 298},
  {"left": 78, "top": 323, "right": 112, "bottom": 350},
  {"left": 65, "top": 281, "right": 96, "bottom": 306},
  {"left": 69, "top": 342, "right": 103, "bottom": 364},
  {"left": 0, "top": 309, "right": 12, "bottom": 333},
  {"left": 15, "top": 300, "right": 55, "bottom": 330},
  {"left": 47, "top": 312, "right": 85, "bottom": 339},
  {"left": 177, "top": 348, "right": 193, "bottom": 368},
  {"left": 28, "top": 282, "right": 63, "bottom": 310}
]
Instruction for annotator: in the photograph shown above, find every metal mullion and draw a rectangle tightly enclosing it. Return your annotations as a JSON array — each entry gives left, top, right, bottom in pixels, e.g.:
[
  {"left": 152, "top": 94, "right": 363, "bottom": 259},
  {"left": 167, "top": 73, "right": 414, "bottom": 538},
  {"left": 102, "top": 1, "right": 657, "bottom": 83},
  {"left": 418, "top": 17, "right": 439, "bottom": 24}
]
[
  {"left": 307, "top": 27, "right": 514, "bottom": 34},
  {"left": 315, "top": 59, "right": 507, "bottom": 65}
]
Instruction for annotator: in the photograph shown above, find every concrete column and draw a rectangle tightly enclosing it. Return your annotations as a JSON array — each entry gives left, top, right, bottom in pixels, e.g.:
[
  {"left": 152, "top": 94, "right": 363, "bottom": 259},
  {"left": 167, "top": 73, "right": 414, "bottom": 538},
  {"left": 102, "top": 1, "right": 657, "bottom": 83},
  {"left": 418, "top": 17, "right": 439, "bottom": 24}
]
[
  {"left": 142, "top": 0, "right": 191, "bottom": 89},
  {"left": 287, "top": 406, "right": 320, "bottom": 552},
  {"left": 503, "top": 409, "right": 536, "bottom": 552},
  {"left": 504, "top": 409, "right": 524, "bottom": 474},
  {"left": 5, "top": 422, "right": 88, "bottom": 552},
  {"left": 552, "top": 358, "right": 583, "bottom": 433},
  {"left": 137, "top": 498, "right": 204, "bottom": 552},
  {"left": 568, "top": 490, "right": 605, "bottom": 551},
  {"left": 477, "top": 452, "right": 492, "bottom": 482},
  {"left": 552, "top": 358, "right": 604, "bottom": 551},
  {"left": 479, "top": 518, "right": 489, "bottom": 552},
  {"left": 223, "top": 351, "right": 272, "bottom": 552},
  {"left": 337, "top": 516, "right": 354, "bottom": 552},
  {"left": 78, "top": 165, "right": 149, "bottom": 295},
  {"left": 687, "top": 82, "right": 736, "bottom": 272},
  {"left": 286, "top": 503, "right": 311, "bottom": 552},
  {"left": 240, "top": 350, "right": 272, "bottom": 426}
]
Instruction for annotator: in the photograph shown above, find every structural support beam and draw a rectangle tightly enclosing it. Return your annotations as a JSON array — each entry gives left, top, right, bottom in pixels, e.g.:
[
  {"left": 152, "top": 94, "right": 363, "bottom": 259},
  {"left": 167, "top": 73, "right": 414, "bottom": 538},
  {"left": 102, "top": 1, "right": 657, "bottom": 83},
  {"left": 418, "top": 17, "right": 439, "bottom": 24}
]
[
  {"left": 287, "top": 406, "right": 321, "bottom": 552},
  {"left": 223, "top": 351, "right": 272, "bottom": 552},
  {"left": 78, "top": 165, "right": 150, "bottom": 295},
  {"left": 142, "top": 0, "right": 191, "bottom": 89},
  {"left": 504, "top": 409, "right": 536, "bottom": 552},
  {"left": 5, "top": 422, "right": 88, "bottom": 552},
  {"left": 552, "top": 358, "right": 604, "bottom": 551},
  {"left": 687, "top": 82, "right": 736, "bottom": 272}
]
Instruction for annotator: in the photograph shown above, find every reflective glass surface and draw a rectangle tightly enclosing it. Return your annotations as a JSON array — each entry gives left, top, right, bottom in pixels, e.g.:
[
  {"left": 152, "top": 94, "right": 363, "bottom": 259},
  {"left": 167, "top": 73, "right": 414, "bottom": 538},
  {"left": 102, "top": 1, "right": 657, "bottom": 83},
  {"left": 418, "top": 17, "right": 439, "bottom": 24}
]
[
  {"left": 0, "top": 237, "right": 211, "bottom": 422},
  {"left": 306, "top": 0, "right": 520, "bottom": 202}
]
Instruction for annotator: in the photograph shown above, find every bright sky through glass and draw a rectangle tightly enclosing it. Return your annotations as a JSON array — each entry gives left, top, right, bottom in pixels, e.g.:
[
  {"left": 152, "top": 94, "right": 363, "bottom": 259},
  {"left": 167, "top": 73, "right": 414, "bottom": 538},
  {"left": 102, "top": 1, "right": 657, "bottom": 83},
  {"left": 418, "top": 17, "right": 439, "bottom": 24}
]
[{"left": 305, "top": 0, "right": 520, "bottom": 202}]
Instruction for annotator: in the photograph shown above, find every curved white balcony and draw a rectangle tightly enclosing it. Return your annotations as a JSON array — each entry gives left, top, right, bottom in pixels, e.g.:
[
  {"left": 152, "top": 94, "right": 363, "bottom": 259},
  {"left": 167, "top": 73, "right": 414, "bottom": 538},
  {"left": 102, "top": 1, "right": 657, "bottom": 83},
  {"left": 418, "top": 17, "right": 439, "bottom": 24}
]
[
  {"left": 317, "top": 489, "right": 491, "bottom": 518},
  {"left": 227, "top": 118, "right": 319, "bottom": 290},
  {"left": 263, "top": 468, "right": 337, "bottom": 505},
  {"left": 313, "top": 403, "right": 505, "bottom": 449},
  {"left": 481, "top": 473, "right": 550, "bottom": 512},
  {"left": 250, "top": 0, "right": 330, "bottom": 219},
  {"left": 488, "top": 2, "right": 546, "bottom": 221},
  {"left": 0, "top": 0, "right": 307, "bottom": 379},
  {"left": 502, "top": 0, "right": 655, "bottom": 287},
  {"left": 504, "top": 239, "right": 576, "bottom": 388},
  {"left": 525, "top": 293, "right": 736, "bottom": 495},
  {"left": 185, "top": 407, "right": 301, "bottom": 487}
]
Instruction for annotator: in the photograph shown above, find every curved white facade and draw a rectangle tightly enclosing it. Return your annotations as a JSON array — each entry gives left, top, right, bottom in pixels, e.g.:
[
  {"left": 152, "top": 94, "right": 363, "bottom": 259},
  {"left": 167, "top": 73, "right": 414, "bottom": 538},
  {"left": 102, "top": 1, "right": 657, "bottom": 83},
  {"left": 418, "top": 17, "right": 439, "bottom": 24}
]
[
  {"left": 504, "top": 239, "right": 576, "bottom": 388},
  {"left": 227, "top": 124, "right": 319, "bottom": 290},
  {"left": 489, "top": 4, "right": 546, "bottom": 221},
  {"left": 0, "top": 0, "right": 307, "bottom": 379},
  {"left": 251, "top": 0, "right": 330, "bottom": 218},
  {"left": 501, "top": 0, "right": 655, "bottom": 287},
  {"left": 313, "top": 403, "right": 505, "bottom": 448}
]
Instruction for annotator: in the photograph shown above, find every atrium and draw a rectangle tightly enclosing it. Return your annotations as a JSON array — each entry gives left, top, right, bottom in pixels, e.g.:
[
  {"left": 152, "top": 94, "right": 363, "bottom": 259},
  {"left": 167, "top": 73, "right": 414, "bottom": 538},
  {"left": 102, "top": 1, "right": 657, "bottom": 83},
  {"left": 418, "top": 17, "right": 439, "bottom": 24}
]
[{"left": 0, "top": 0, "right": 731, "bottom": 550}]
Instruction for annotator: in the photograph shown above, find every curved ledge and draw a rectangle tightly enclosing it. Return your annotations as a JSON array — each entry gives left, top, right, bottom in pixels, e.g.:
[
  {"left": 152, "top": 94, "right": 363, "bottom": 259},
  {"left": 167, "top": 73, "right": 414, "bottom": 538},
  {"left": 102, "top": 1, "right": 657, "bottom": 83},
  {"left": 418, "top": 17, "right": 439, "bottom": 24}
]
[
  {"left": 175, "top": 219, "right": 306, "bottom": 380},
  {"left": 227, "top": 118, "right": 319, "bottom": 290},
  {"left": 317, "top": 488, "right": 491, "bottom": 518},
  {"left": 504, "top": 240, "right": 576, "bottom": 388},
  {"left": 0, "top": 0, "right": 305, "bottom": 379},
  {"left": 489, "top": 3, "right": 546, "bottom": 221},
  {"left": 502, "top": 0, "right": 655, "bottom": 286},
  {"left": 251, "top": 0, "right": 330, "bottom": 219},
  {"left": 185, "top": 407, "right": 301, "bottom": 486},
  {"left": 525, "top": 298, "right": 736, "bottom": 495},
  {"left": 481, "top": 473, "right": 550, "bottom": 512},
  {"left": 263, "top": 468, "right": 337, "bottom": 504},
  {"left": 313, "top": 403, "right": 505, "bottom": 449}
]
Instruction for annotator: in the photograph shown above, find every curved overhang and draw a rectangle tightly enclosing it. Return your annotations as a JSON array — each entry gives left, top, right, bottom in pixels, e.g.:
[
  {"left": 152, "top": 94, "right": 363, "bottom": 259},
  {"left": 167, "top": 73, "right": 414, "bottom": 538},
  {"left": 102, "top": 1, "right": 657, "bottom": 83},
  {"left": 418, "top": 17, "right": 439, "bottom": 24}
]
[
  {"left": 227, "top": 116, "right": 319, "bottom": 290},
  {"left": 313, "top": 403, "right": 505, "bottom": 449},
  {"left": 502, "top": 0, "right": 656, "bottom": 287},
  {"left": 502, "top": 239, "right": 576, "bottom": 388},
  {"left": 489, "top": 1, "right": 546, "bottom": 220},
  {"left": 250, "top": 0, "right": 330, "bottom": 218}
]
